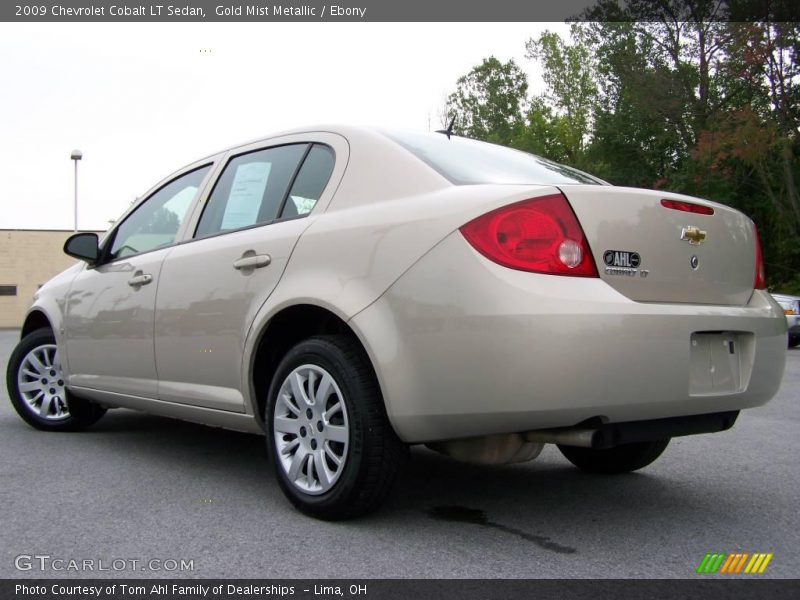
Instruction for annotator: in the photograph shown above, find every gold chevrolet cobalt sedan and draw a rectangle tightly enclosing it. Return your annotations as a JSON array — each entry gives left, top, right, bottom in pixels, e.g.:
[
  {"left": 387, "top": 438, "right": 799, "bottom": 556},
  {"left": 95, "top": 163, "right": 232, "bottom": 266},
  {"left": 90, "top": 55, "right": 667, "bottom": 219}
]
[{"left": 6, "top": 126, "right": 787, "bottom": 519}]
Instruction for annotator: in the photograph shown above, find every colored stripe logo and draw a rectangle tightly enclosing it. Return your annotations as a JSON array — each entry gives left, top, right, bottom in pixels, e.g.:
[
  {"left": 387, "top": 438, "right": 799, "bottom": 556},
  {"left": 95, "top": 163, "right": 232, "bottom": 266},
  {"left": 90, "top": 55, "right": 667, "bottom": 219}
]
[{"left": 696, "top": 553, "right": 773, "bottom": 574}]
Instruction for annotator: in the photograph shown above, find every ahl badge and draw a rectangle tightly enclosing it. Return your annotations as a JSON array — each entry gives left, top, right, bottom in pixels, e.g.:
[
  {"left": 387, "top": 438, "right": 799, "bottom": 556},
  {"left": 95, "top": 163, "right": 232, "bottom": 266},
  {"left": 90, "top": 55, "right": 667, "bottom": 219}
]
[{"left": 603, "top": 250, "right": 646, "bottom": 277}]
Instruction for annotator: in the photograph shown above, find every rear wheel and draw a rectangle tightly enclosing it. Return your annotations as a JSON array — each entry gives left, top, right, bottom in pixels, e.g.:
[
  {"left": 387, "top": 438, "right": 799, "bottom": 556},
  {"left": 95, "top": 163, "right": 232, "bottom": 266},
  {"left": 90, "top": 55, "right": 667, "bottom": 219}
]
[
  {"left": 266, "top": 335, "right": 406, "bottom": 520},
  {"left": 557, "top": 439, "right": 670, "bottom": 474},
  {"left": 6, "top": 328, "right": 106, "bottom": 431}
]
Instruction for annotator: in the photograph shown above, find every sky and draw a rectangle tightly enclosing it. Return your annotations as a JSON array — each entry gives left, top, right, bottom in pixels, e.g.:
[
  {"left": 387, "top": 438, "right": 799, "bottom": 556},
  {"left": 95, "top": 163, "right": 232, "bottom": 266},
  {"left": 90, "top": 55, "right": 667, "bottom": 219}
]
[{"left": 0, "top": 22, "right": 569, "bottom": 231}]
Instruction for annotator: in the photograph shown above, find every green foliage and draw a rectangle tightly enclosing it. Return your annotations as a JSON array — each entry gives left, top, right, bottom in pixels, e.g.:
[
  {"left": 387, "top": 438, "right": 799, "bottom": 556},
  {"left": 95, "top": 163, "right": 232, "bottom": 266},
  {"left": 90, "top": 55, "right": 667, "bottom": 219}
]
[
  {"left": 776, "top": 273, "right": 800, "bottom": 296},
  {"left": 446, "top": 56, "right": 528, "bottom": 145},
  {"left": 524, "top": 25, "right": 597, "bottom": 164},
  {"left": 443, "top": 5, "right": 800, "bottom": 289}
]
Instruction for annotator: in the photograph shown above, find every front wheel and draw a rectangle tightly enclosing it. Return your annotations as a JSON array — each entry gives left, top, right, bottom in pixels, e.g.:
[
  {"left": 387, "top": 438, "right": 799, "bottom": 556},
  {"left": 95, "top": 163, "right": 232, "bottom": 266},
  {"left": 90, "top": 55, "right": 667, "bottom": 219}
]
[
  {"left": 266, "top": 335, "right": 407, "bottom": 520},
  {"left": 6, "top": 328, "right": 106, "bottom": 431},
  {"left": 557, "top": 439, "right": 670, "bottom": 474}
]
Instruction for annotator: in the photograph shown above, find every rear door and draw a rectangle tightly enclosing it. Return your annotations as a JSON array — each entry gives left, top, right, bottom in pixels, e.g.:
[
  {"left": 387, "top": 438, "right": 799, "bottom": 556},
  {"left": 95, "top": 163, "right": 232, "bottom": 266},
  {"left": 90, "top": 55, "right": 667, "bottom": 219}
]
[{"left": 154, "top": 137, "right": 340, "bottom": 411}]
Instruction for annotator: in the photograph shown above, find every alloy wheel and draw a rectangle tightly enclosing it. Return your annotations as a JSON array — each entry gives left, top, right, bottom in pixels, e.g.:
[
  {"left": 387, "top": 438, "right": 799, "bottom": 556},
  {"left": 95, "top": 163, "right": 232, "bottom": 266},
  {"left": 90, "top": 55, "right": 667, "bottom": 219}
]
[
  {"left": 273, "top": 364, "right": 349, "bottom": 495},
  {"left": 16, "top": 343, "right": 69, "bottom": 420}
]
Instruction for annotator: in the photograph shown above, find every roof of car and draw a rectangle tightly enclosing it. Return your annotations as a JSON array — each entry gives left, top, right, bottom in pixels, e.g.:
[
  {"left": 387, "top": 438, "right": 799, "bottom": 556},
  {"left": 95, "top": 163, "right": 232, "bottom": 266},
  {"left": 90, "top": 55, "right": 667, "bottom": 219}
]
[
  {"left": 232, "top": 124, "right": 389, "bottom": 151},
  {"left": 187, "top": 124, "right": 396, "bottom": 165}
]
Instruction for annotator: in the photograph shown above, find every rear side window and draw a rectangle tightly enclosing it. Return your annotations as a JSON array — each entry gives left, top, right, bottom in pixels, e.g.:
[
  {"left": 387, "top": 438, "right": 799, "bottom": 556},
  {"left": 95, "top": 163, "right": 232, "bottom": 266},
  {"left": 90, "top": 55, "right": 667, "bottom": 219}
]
[
  {"left": 280, "top": 144, "right": 335, "bottom": 218},
  {"left": 195, "top": 144, "right": 308, "bottom": 238},
  {"left": 382, "top": 130, "right": 603, "bottom": 186}
]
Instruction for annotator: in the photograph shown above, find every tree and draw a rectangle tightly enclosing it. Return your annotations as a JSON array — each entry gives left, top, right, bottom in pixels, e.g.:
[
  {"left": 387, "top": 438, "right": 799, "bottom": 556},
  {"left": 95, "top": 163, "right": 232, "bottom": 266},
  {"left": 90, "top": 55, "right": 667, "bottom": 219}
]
[
  {"left": 524, "top": 24, "right": 597, "bottom": 165},
  {"left": 446, "top": 56, "right": 529, "bottom": 145},
  {"left": 443, "top": 0, "right": 800, "bottom": 288},
  {"left": 579, "top": 1, "right": 800, "bottom": 289},
  {"left": 694, "top": 21, "right": 800, "bottom": 288}
]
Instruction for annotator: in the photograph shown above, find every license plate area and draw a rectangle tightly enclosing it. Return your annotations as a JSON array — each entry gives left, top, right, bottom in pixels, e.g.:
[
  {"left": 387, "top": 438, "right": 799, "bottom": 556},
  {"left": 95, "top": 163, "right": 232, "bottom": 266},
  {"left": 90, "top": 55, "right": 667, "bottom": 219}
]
[{"left": 689, "top": 331, "right": 754, "bottom": 396}]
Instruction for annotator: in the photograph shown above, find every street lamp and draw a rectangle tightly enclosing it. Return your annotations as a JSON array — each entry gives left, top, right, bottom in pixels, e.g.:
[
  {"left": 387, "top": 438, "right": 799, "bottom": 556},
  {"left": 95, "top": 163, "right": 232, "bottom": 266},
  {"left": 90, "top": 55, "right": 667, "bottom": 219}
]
[{"left": 70, "top": 149, "right": 83, "bottom": 232}]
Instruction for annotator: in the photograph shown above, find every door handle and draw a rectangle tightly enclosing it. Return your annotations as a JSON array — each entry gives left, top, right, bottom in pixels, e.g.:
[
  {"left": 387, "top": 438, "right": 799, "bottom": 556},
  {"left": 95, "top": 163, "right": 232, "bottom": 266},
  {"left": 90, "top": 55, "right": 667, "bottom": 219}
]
[
  {"left": 233, "top": 254, "right": 271, "bottom": 270},
  {"left": 127, "top": 273, "right": 153, "bottom": 287}
]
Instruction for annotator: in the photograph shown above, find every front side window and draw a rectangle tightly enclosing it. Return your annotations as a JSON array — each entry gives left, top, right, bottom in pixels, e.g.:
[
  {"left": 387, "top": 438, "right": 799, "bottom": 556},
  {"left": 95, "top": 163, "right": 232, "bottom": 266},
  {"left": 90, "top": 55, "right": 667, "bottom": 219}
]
[
  {"left": 195, "top": 144, "right": 309, "bottom": 238},
  {"left": 108, "top": 165, "right": 211, "bottom": 260}
]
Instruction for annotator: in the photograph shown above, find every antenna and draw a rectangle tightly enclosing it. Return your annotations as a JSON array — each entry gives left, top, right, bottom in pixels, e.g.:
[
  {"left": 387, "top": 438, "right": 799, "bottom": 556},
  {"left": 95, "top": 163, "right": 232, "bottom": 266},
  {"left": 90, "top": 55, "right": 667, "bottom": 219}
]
[{"left": 436, "top": 115, "right": 456, "bottom": 139}]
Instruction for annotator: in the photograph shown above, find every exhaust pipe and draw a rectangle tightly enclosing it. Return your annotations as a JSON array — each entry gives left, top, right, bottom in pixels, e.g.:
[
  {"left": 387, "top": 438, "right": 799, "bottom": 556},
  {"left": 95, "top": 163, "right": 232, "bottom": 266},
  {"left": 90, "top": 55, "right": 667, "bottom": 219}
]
[
  {"left": 524, "top": 428, "right": 599, "bottom": 448},
  {"left": 523, "top": 411, "right": 739, "bottom": 449},
  {"left": 426, "top": 412, "right": 740, "bottom": 463}
]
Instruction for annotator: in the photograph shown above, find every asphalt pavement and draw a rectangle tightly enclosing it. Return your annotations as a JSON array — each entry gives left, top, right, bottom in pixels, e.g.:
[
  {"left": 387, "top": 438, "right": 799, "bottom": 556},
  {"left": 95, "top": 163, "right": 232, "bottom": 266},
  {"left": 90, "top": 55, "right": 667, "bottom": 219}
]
[{"left": 0, "top": 329, "right": 797, "bottom": 578}]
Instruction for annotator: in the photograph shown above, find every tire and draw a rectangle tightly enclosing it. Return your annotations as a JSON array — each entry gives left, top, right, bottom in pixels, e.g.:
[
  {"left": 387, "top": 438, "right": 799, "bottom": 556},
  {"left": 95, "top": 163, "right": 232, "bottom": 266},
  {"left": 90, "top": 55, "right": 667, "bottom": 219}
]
[
  {"left": 789, "top": 335, "right": 800, "bottom": 349},
  {"left": 266, "top": 335, "right": 407, "bottom": 520},
  {"left": 6, "top": 328, "right": 106, "bottom": 431},
  {"left": 557, "top": 439, "right": 670, "bottom": 474}
]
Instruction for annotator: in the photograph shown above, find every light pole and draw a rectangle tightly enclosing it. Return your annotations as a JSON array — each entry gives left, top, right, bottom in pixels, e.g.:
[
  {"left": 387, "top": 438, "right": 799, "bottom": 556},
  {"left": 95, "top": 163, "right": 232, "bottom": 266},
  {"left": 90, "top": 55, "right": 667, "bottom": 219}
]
[{"left": 70, "top": 149, "right": 82, "bottom": 232}]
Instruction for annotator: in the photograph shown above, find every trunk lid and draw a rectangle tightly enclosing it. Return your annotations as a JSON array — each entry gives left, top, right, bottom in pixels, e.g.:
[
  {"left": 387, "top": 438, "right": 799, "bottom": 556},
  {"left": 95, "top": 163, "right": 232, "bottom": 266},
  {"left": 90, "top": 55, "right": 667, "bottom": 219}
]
[{"left": 559, "top": 185, "right": 757, "bottom": 306}]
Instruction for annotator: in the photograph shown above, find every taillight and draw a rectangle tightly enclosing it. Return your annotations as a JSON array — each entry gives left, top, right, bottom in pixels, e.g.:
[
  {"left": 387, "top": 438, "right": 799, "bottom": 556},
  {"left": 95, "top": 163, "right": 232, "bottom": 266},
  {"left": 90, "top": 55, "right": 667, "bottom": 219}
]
[
  {"left": 753, "top": 223, "right": 766, "bottom": 289},
  {"left": 459, "top": 193, "right": 598, "bottom": 277},
  {"left": 661, "top": 198, "right": 715, "bottom": 215}
]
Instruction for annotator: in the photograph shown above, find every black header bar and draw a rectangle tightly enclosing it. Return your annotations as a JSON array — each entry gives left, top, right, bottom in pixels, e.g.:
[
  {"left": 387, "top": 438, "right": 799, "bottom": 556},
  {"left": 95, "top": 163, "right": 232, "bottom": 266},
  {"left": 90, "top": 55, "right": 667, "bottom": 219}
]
[
  {"left": 4, "top": 0, "right": 799, "bottom": 23},
  {"left": 4, "top": 579, "right": 800, "bottom": 600}
]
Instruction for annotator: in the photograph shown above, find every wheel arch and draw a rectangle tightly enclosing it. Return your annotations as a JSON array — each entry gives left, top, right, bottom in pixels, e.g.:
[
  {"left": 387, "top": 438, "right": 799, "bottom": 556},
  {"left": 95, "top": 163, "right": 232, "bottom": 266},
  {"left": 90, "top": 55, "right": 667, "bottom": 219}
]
[
  {"left": 21, "top": 309, "right": 54, "bottom": 338},
  {"left": 247, "top": 303, "right": 385, "bottom": 426},
  {"left": 20, "top": 304, "right": 71, "bottom": 375}
]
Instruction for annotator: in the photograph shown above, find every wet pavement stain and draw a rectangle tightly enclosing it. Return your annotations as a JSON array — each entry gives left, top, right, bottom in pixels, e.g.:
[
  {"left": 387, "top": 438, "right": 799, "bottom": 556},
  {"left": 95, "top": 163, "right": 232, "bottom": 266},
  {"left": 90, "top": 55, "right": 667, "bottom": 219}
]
[{"left": 427, "top": 505, "right": 577, "bottom": 554}]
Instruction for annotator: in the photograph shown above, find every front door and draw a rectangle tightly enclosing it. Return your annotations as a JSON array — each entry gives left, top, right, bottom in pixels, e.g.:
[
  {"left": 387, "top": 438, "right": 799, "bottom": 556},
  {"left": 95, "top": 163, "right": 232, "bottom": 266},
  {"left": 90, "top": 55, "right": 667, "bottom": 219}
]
[{"left": 64, "top": 164, "right": 212, "bottom": 398}]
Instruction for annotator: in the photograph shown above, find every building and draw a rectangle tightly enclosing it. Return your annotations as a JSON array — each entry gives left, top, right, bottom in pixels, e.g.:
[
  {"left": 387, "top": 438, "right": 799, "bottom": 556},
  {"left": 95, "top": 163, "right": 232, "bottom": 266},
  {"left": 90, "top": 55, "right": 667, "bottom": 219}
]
[{"left": 0, "top": 229, "right": 104, "bottom": 328}]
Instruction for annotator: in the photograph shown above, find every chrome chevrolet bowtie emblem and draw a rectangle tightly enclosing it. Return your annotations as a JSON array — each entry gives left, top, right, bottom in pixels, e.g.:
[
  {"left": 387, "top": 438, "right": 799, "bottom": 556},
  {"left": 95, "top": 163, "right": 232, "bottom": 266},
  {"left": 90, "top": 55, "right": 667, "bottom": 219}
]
[{"left": 681, "top": 226, "right": 707, "bottom": 245}]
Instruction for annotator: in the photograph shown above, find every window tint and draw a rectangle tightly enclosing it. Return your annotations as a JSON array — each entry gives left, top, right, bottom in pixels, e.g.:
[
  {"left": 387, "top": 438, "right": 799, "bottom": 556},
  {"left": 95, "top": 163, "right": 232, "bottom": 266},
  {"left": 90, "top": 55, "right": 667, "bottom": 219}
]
[
  {"left": 109, "top": 165, "right": 210, "bottom": 260},
  {"left": 280, "top": 144, "right": 335, "bottom": 218},
  {"left": 382, "top": 130, "right": 603, "bottom": 186},
  {"left": 195, "top": 144, "right": 309, "bottom": 238}
]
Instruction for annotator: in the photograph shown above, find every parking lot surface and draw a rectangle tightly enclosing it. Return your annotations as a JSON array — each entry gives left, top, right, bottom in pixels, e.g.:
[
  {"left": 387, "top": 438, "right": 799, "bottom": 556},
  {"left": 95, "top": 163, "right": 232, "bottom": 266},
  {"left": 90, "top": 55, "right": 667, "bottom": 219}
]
[{"left": 0, "top": 329, "right": 797, "bottom": 578}]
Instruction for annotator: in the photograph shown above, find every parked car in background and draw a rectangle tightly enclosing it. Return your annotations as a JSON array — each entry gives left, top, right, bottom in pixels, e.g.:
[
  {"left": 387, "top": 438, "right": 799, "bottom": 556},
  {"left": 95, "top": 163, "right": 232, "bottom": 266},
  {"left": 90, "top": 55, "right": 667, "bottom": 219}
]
[
  {"left": 6, "top": 126, "right": 789, "bottom": 520},
  {"left": 770, "top": 293, "right": 800, "bottom": 347}
]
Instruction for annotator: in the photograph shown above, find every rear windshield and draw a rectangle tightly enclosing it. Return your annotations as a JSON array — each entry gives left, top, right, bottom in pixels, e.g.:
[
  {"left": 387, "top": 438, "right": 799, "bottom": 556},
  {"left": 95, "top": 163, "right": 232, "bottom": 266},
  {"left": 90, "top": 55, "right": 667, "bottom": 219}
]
[{"left": 382, "top": 130, "right": 603, "bottom": 186}]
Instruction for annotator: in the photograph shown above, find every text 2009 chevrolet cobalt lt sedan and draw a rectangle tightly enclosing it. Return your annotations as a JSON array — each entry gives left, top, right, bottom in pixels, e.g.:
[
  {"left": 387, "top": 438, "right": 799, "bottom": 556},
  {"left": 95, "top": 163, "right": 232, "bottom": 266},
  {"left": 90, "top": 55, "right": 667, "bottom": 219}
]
[{"left": 6, "top": 126, "right": 787, "bottom": 519}]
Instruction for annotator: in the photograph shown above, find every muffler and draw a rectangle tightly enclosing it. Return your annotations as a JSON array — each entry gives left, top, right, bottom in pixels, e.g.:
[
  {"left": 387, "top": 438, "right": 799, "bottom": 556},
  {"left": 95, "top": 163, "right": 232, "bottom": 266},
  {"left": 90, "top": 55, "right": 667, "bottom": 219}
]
[{"left": 427, "top": 433, "right": 544, "bottom": 465}]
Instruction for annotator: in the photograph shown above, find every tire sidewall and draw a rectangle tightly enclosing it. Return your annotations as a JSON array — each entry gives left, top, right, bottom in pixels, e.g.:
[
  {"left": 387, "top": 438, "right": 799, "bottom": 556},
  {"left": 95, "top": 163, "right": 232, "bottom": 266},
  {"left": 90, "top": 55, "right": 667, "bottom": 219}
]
[
  {"left": 558, "top": 439, "right": 670, "bottom": 474},
  {"left": 265, "top": 338, "right": 371, "bottom": 516},
  {"left": 6, "top": 328, "right": 103, "bottom": 431}
]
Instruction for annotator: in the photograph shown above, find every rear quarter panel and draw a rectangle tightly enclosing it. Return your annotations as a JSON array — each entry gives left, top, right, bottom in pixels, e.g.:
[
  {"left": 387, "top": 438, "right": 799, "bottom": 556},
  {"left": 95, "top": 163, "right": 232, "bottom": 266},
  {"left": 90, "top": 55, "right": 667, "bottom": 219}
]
[
  {"left": 241, "top": 135, "right": 566, "bottom": 420},
  {"left": 351, "top": 231, "right": 786, "bottom": 443}
]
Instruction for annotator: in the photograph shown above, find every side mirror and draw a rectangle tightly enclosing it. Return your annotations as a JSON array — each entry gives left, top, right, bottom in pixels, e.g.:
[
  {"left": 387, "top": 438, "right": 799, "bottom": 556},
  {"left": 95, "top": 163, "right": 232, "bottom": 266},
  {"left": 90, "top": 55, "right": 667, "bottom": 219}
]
[{"left": 64, "top": 232, "right": 100, "bottom": 264}]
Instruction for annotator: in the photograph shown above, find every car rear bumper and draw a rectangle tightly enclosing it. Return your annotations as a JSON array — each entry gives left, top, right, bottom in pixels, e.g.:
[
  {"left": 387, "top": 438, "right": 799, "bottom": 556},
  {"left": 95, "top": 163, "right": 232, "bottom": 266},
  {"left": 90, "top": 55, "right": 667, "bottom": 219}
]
[{"left": 351, "top": 232, "right": 788, "bottom": 444}]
